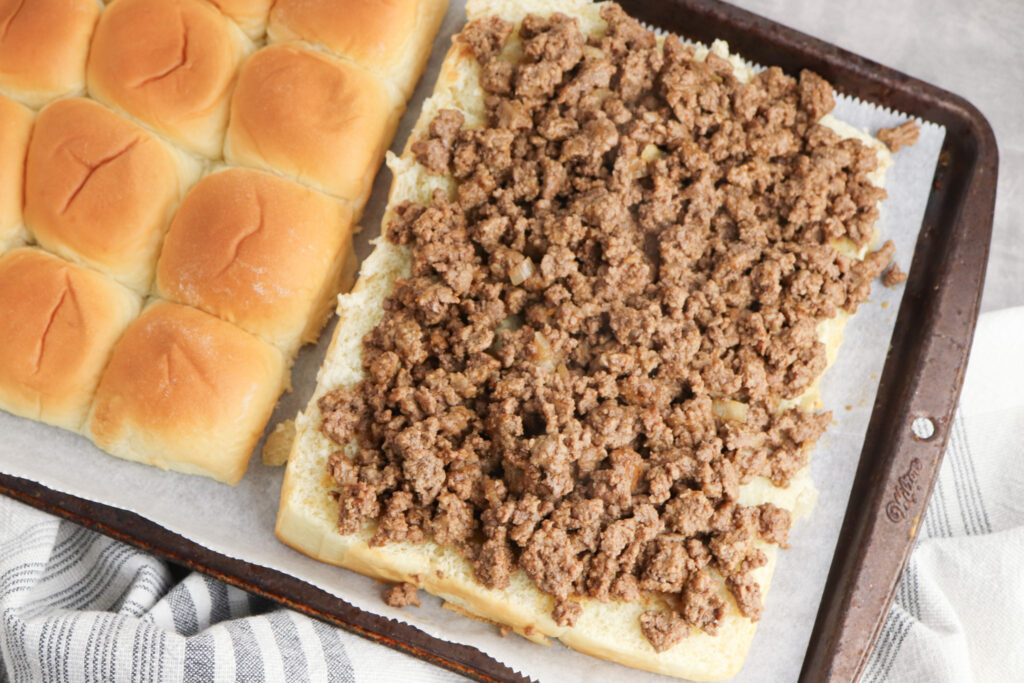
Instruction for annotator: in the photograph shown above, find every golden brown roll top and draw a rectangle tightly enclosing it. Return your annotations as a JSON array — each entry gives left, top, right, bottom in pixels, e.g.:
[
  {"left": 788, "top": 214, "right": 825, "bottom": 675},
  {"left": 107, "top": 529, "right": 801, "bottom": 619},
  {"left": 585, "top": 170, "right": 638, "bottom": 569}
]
[
  {"left": 23, "top": 98, "right": 200, "bottom": 294},
  {"left": 0, "top": 94, "right": 32, "bottom": 252},
  {"left": 156, "top": 167, "right": 357, "bottom": 356},
  {"left": 87, "top": 0, "right": 251, "bottom": 158},
  {"left": 86, "top": 300, "right": 286, "bottom": 485},
  {"left": 267, "top": 0, "right": 449, "bottom": 98},
  {"left": 224, "top": 44, "right": 400, "bottom": 206},
  {"left": 0, "top": 248, "right": 141, "bottom": 432},
  {"left": 0, "top": 0, "right": 100, "bottom": 107},
  {"left": 205, "top": 0, "right": 274, "bottom": 40},
  {"left": 0, "top": 0, "right": 446, "bottom": 488}
]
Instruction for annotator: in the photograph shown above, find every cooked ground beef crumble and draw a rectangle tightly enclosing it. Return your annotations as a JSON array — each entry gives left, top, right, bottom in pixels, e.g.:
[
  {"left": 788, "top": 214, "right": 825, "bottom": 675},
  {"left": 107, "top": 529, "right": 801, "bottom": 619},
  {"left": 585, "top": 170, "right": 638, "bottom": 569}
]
[
  {"left": 877, "top": 121, "right": 921, "bottom": 153},
  {"left": 383, "top": 582, "right": 422, "bottom": 608},
  {"left": 320, "top": 4, "right": 897, "bottom": 651},
  {"left": 883, "top": 262, "right": 908, "bottom": 287}
]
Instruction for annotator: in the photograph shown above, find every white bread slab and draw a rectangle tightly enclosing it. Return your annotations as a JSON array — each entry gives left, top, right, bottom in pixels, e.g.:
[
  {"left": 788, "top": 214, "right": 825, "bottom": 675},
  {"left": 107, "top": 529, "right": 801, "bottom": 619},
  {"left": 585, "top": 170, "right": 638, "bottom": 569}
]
[{"left": 277, "top": 0, "right": 892, "bottom": 679}]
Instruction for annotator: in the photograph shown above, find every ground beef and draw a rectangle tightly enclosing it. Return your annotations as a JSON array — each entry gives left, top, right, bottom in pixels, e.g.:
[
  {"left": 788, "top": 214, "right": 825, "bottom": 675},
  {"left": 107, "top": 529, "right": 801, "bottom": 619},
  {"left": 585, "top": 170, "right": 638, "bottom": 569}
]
[
  {"left": 877, "top": 121, "right": 921, "bottom": 152},
  {"left": 336, "top": 482, "right": 379, "bottom": 534},
  {"left": 681, "top": 569, "right": 726, "bottom": 634},
  {"left": 371, "top": 491, "right": 426, "bottom": 546},
  {"left": 552, "top": 599, "right": 583, "bottom": 627},
  {"left": 321, "top": 3, "right": 895, "bottom": 653},
  {"left": 727, "top": 572, "right": 763, "bottom": 619},
  {"left": 458, "top": 16, "right": 514, "bottom": 63},
  {"left": 383, "top": 582, "right": 421, "bottom": 608},
  {"left": 519, "top": 522, "right": 586, "bottom": 600},
  {"left": 883, "top": 263, "right": 907, "bottom": 287},
  {"left": 640, "top": 609, "right": 689, "bottom": 653},
  {"left": 758, "top": 503, "right": 792, "bottom": 547},
  {"left": 319, "top": 390, "right": 363, "bottom": 445}
]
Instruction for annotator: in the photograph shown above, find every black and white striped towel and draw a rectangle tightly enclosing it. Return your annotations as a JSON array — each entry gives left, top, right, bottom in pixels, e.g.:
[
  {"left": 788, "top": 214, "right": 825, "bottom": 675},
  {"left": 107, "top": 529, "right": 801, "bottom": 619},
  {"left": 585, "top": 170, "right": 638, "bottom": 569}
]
[
  {"left": 2, "top": 307, "right": 1023, "bottom": 682},
  {"left": 859, "top": 307, "right": 1024, "bottom": 682},
  {"left": 0, "top": 506, "right": 462, "bottom": 682}
]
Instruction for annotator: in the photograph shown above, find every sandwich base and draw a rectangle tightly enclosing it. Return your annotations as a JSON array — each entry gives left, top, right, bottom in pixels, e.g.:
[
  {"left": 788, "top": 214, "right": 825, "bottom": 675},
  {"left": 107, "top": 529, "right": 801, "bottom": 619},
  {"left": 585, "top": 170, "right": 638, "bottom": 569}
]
[{"left": 277, "top": 0, "right": 892, "bottom": 679}]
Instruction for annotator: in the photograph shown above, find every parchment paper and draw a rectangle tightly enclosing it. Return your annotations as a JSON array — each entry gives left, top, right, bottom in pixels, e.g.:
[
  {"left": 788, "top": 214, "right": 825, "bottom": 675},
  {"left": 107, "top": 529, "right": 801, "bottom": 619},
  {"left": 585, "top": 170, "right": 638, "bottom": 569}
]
[{"left": 0, "top": 3, "right": 945, "bottom": 681}]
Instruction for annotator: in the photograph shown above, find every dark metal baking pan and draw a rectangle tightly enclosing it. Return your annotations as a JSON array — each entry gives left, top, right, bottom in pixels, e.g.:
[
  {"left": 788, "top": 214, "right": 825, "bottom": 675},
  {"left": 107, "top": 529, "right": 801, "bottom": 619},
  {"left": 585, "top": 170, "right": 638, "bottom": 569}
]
[{"left": 0, "top": 0, "right": 997, "bottom": 681}]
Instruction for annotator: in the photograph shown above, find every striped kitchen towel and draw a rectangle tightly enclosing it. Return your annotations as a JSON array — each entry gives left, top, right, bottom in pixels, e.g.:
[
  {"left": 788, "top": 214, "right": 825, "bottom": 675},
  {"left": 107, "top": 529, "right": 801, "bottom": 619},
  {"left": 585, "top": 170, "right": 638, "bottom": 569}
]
[
  {"left": 2, "top": 307, "right": 1023, "bottom": 682},
  {"left": 861, "top": 306, "right": 1024, "bottom": 682},
  {"left": 0, "top": 501, "right": 462, "bottom": 682}
]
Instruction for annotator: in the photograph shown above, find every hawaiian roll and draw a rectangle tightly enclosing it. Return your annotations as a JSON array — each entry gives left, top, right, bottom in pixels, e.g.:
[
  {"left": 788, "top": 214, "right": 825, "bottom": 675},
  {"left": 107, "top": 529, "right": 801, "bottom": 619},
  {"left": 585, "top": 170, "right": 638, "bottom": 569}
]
[
  {"left": 86, "top": 300, "right": 287, "bottom": 485},
  {"left": 0, "top": 0, "right": 100, "bottom": 108},
  {"left": 87, "top": 0, "right": 251, "bottom": 158},
  {"left": 0, "top": 94, "right": 32, "bottom": 252},
  {"left": 205, "top": 0, "right": 274, "bottom": 40},
  {"left": 0, "top": 248, "right": 141, "bottom": 432},
  {"left": 267, "top": 0, "right": 449, "bottom": 98},
  {"left": 224, "top": 44, "right": 399, "bottom": 205},
  {"left": 156, "top": 167, "right": 357, "bottom": 356},
  {"left": 24, "top": 98, "right": 199, "bottom": 294}
]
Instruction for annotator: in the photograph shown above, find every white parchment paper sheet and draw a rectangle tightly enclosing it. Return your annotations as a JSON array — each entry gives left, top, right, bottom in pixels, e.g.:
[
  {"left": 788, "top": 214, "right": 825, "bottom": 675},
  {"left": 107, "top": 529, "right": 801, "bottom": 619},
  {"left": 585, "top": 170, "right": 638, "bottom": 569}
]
[{"left": 0, "top": 3, "right": 945, "bottom": 681}]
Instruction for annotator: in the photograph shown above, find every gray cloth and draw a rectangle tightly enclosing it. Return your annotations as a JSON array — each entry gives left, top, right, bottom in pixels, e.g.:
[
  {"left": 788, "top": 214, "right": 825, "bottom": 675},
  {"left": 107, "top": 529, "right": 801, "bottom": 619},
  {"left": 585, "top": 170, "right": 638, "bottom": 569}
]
[{"left": 0, "top": 501, "right": 460, "bottom": 682}]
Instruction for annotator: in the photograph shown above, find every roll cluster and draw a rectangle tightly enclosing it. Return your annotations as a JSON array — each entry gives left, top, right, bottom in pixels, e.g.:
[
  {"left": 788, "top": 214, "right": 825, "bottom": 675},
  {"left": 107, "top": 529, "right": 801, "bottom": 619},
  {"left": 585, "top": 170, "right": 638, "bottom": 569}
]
[{"left": 0, "top": 0, "right": 448, "bottom": 483}]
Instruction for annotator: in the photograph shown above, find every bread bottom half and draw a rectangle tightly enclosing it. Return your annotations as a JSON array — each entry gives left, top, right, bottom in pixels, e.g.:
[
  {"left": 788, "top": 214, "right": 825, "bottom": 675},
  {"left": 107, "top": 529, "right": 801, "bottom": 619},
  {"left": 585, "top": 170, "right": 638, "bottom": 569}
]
[{"left": 277, "top": 1, "right": 891, "bottom": 679}]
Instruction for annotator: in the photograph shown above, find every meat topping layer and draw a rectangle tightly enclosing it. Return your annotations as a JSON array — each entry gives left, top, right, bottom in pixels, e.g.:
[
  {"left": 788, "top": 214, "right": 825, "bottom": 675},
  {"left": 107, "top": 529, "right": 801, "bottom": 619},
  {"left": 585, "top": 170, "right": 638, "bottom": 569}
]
[{"left": 320, "top": 4, "right": 895, "bottom": 648}]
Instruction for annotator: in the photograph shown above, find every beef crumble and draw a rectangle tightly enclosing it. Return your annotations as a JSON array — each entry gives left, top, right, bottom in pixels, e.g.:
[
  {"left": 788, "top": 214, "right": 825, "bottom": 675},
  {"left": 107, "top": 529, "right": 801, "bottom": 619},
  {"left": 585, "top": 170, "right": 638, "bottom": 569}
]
[
  {"left": 883, "top": 263, "right": 907, "bottom": 287},
  {"left": 640, "top": 609, "right": 689, "bottom": 653},
  {"left": 320, "top": 5, "right": 897, "bottom": 652},
  {"left": 383, "top": 582, "right": 421, "bottom": 608},
  {"left": 877, "top": 121, "right": 920, "bottom": 153}
]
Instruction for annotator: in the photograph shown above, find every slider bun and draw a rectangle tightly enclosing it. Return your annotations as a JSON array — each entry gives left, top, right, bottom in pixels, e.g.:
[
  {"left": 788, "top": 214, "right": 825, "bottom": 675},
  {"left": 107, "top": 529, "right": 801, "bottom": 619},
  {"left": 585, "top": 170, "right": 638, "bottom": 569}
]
[
  {"left": 267, "top": 0, "right": 449, "bottom": 98},
  {"left": 0, "top": 0, "right": 100, "bottom": 107},
  {"left": 0, "top": 94, "right": 32, "bottom": 252},
  {"left": 87, "top": 0, "right": 251, "bottom": 158},
  {"left": 24, "top": 98, "right": 199, "bottom": 294},
  {"left": 0, "top": 248, "right": 140, "bottom": 432},
  {"left": 86, "top": 300, "right": 286, "bottom": 485},
  {"left": 156, "top": 167, "right": 357, "bottom": 356},
  {"left": 205, "top": 0, "right": 274, "bottom": 40},
  {"left": 224, "top": 44, "right": 399, "bottom": 205}
]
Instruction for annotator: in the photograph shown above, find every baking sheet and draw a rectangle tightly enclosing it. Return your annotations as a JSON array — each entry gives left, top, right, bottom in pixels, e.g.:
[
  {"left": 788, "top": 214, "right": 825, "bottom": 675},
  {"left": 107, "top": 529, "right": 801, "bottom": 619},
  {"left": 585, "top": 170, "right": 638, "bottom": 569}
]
[{"left": 0, "top": 3, "right": 946, "bottom": 681}]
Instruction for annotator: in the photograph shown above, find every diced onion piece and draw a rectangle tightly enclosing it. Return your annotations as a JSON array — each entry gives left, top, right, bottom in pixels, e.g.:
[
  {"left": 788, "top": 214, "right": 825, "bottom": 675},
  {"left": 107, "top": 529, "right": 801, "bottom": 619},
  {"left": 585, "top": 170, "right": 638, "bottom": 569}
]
[
  {"left": 534, "top": 331, "right": 556, "bottom": 372},
  {"left": 509, "top": 257, "right": 535, "bottom": 285},
  {"left": 833, "top": 236, "right": 862, "bottom": 259},
  {"left": 497, "top": 315, "right": 523, "bottom": 332},
  {"left": 640, "top": 144, "right": 664, "bottom": 162},
  {"left": 712, "top": 398, "right": 749, "bottom": 423},
  {"left": 556, "top": 364, "right": 570, "bottom": 382},
  {"left": 489, "top": 316, "right": 524, "bottom": 353}
]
